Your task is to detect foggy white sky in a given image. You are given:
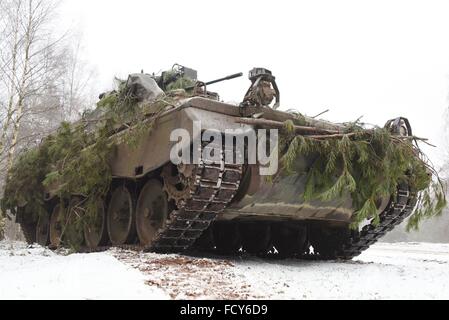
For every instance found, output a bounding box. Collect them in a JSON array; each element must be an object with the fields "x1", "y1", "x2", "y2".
[{"x1": 59, "y1": 0, "x2": 449, "y2": 166}]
